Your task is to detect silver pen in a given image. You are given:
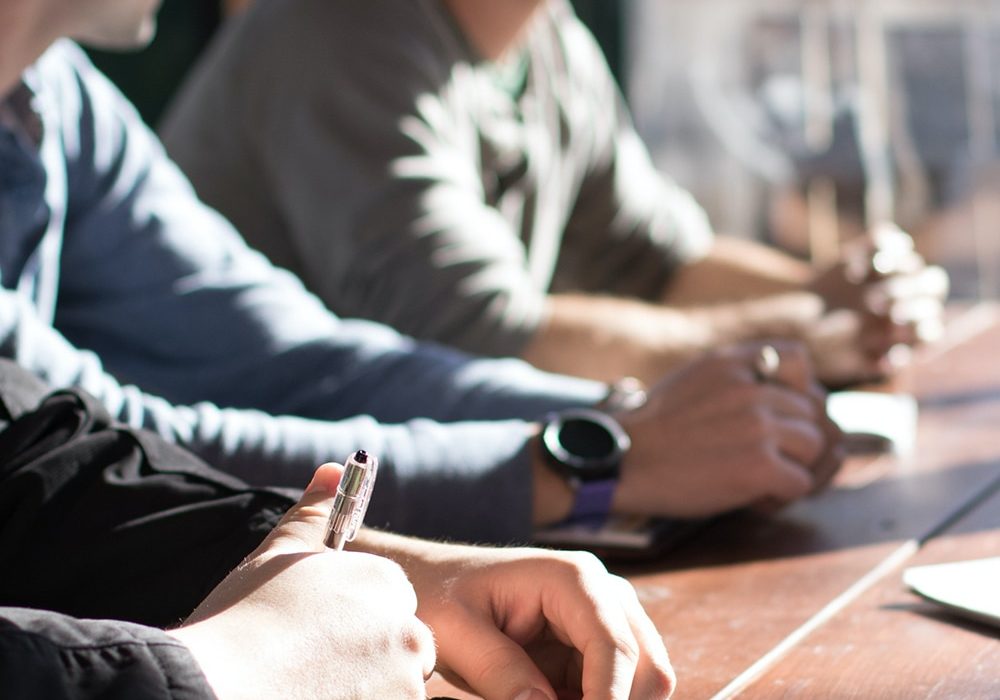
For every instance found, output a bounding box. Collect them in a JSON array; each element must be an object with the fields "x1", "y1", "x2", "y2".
[{"x1": 325, "y1": 449, "x2": 379, "y2": 551}]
